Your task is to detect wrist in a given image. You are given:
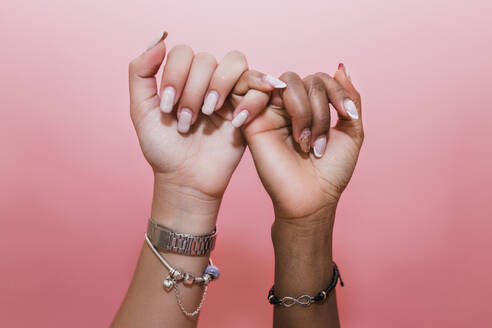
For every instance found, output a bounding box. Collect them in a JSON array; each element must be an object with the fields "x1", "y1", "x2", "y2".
[
  {"x1": 271, "y1": 204, "x2": 337, "y2": 243},
  {"x1": 151, "y1": 174, "x2": 221, "y2": 235},
  {"x1": 271, "y1": 209, "x2": 336, "y2": 261},
  {"x1": 271, "y1": 206, "x2": 336, "y2": 296}
]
